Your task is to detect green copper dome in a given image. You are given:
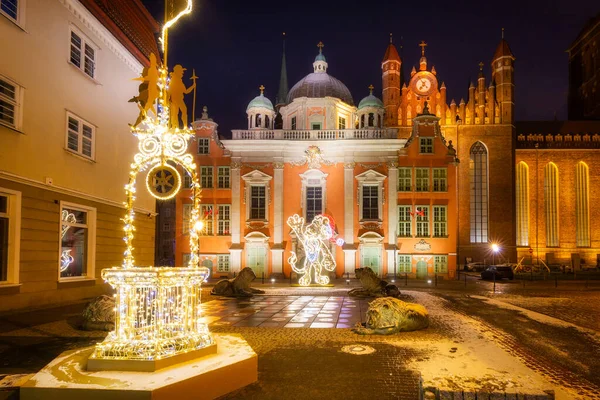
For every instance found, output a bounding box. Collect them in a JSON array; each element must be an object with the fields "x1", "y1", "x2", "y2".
[
  {"x1": 315, "y1": 53, "x2": 327, "y2": 62},
  {"x1": 246, "y1": 93, "x2": 274, "y2": 112},
  {"x1": 358, "y1": 94, "x2": 384, "y2": 109}
]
